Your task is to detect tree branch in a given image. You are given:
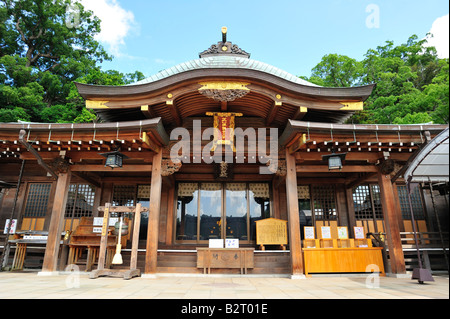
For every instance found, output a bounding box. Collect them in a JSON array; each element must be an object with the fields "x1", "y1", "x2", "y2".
[
  {"x1": 29, "y1": 28, "x2": 44, "y2": 41},
  {"x1": 15, "y1": 18, "x2": 27, "y2": 43}
]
